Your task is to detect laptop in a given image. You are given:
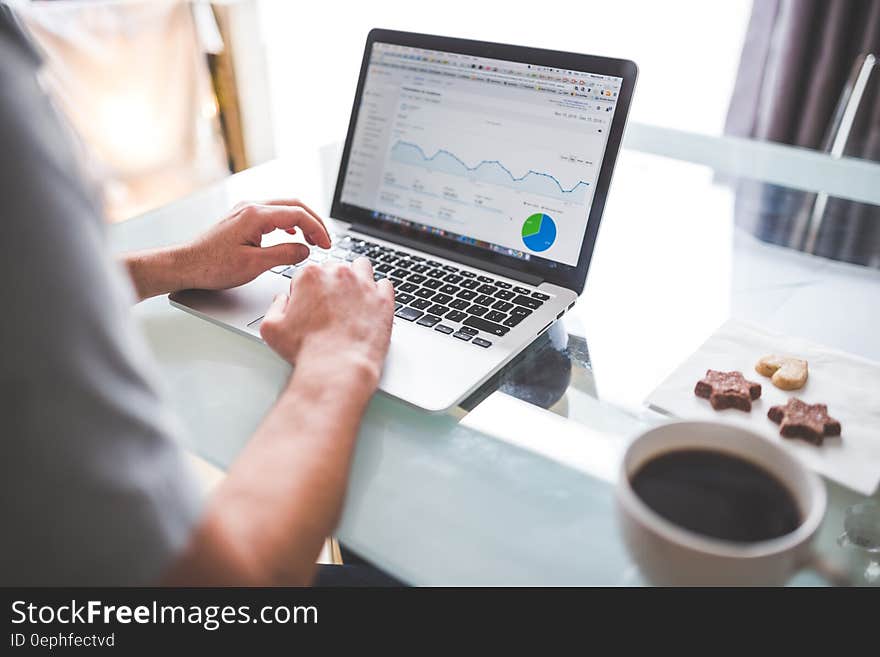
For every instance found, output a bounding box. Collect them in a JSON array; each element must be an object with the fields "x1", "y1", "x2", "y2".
[{"x1": 171, "y1": 29, "x2": 637, "y2": 412}]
